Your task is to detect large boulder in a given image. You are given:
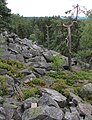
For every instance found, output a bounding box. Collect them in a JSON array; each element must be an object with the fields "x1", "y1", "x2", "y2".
[
  {"x1": 38, "y1": 94, "x2": 60, "y2": 108},
  {"x1": 40, "y1": 88, "x2": 66, "y2": 107},
  {"x1": 22, "y1": 106, "x2": 64, "y2": 120},
  {"x1": 80, "y1": 83, "x2": 92, "y2": 100}
]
